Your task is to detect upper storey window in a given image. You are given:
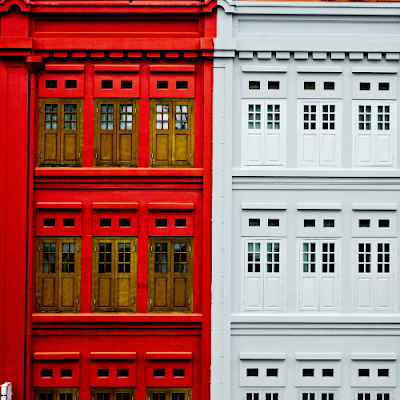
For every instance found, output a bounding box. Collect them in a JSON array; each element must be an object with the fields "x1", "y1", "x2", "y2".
[{"x1": 38, "y1": 99, "x2": 82, "y2": 166}]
